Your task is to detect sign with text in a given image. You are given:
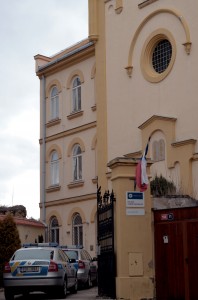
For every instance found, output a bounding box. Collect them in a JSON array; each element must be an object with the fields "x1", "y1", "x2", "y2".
[{"x1": 126, "y1": 192, "x2": 144, "y2": 207}]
